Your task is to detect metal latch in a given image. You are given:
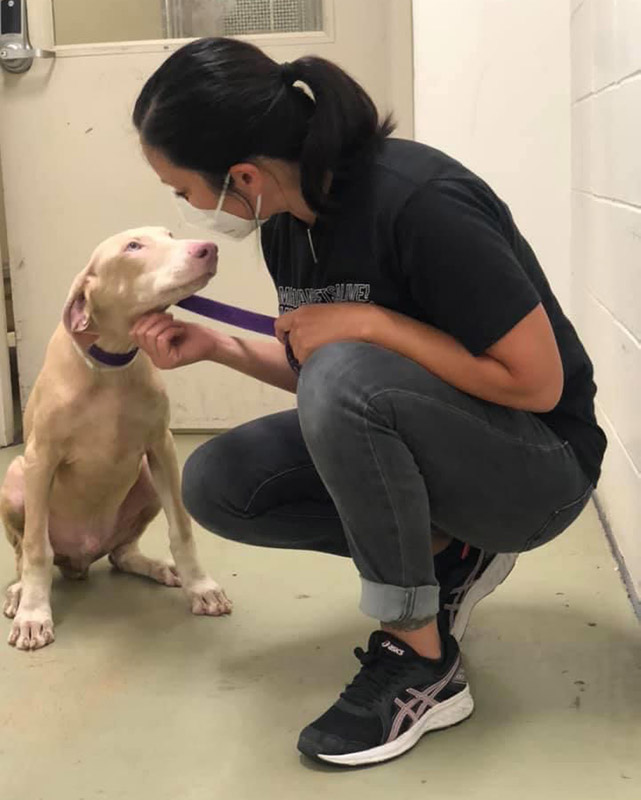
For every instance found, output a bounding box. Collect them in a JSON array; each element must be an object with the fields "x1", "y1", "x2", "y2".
[{"x1": 0, "y1": 0, "x2": 54, "y2": 73}]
